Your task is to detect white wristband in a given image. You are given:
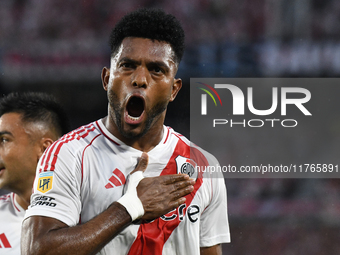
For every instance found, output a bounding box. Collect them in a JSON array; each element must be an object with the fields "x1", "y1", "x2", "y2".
[{"x1": 117, "y1": 171, "x2": 145, "y2": 221}]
